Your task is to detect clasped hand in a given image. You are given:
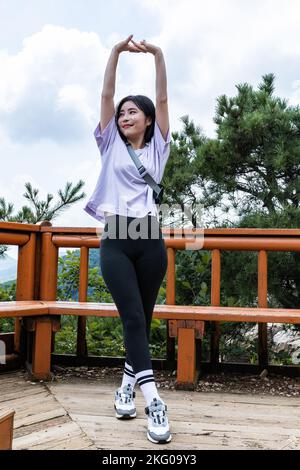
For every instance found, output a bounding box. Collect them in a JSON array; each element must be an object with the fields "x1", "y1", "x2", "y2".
[{"x1": 114, "y1": 34, "x2": 161, "y2": 55}]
